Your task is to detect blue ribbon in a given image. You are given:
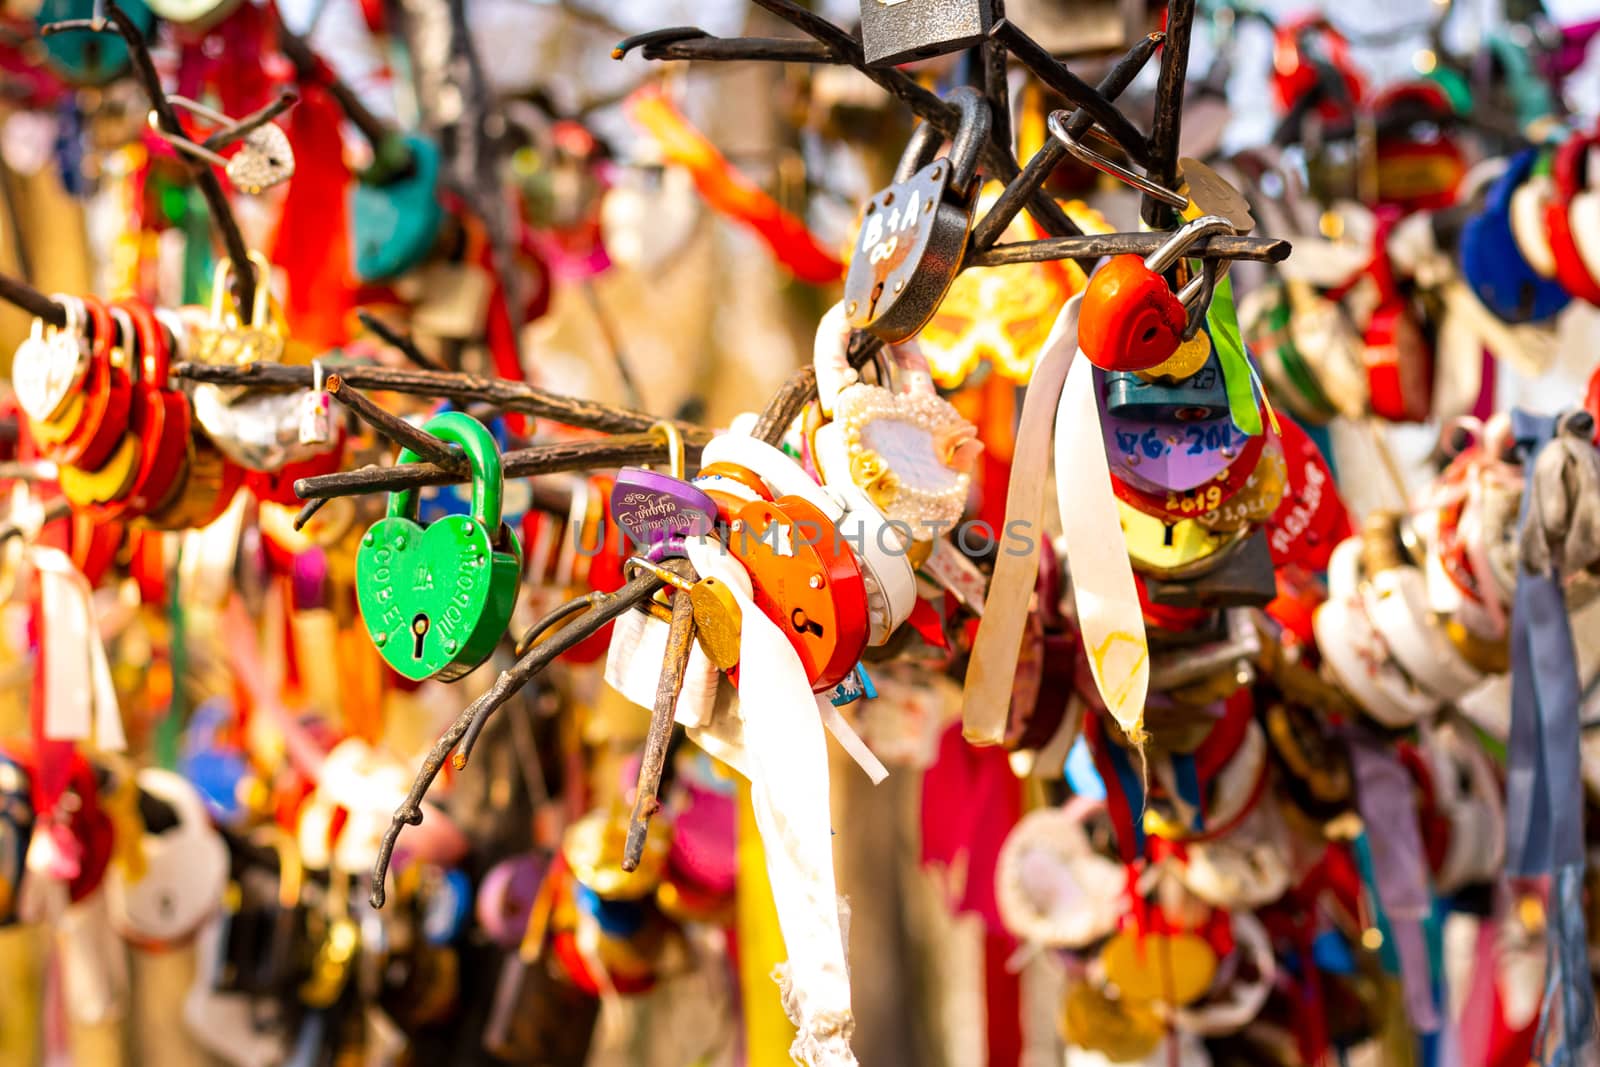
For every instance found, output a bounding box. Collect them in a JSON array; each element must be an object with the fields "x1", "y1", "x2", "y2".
[{"x1": 1506, "y1": 409, "x2": 1597, "y2": 1066}]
